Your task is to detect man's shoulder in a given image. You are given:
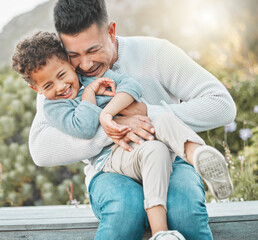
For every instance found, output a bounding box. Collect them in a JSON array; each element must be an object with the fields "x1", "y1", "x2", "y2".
[
  {"x1": 117, "y1": 35, "x2": 178, "y2": 53},
  {"x1": 118, "y1": 35, "x2": 166, "y2": 45}
]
